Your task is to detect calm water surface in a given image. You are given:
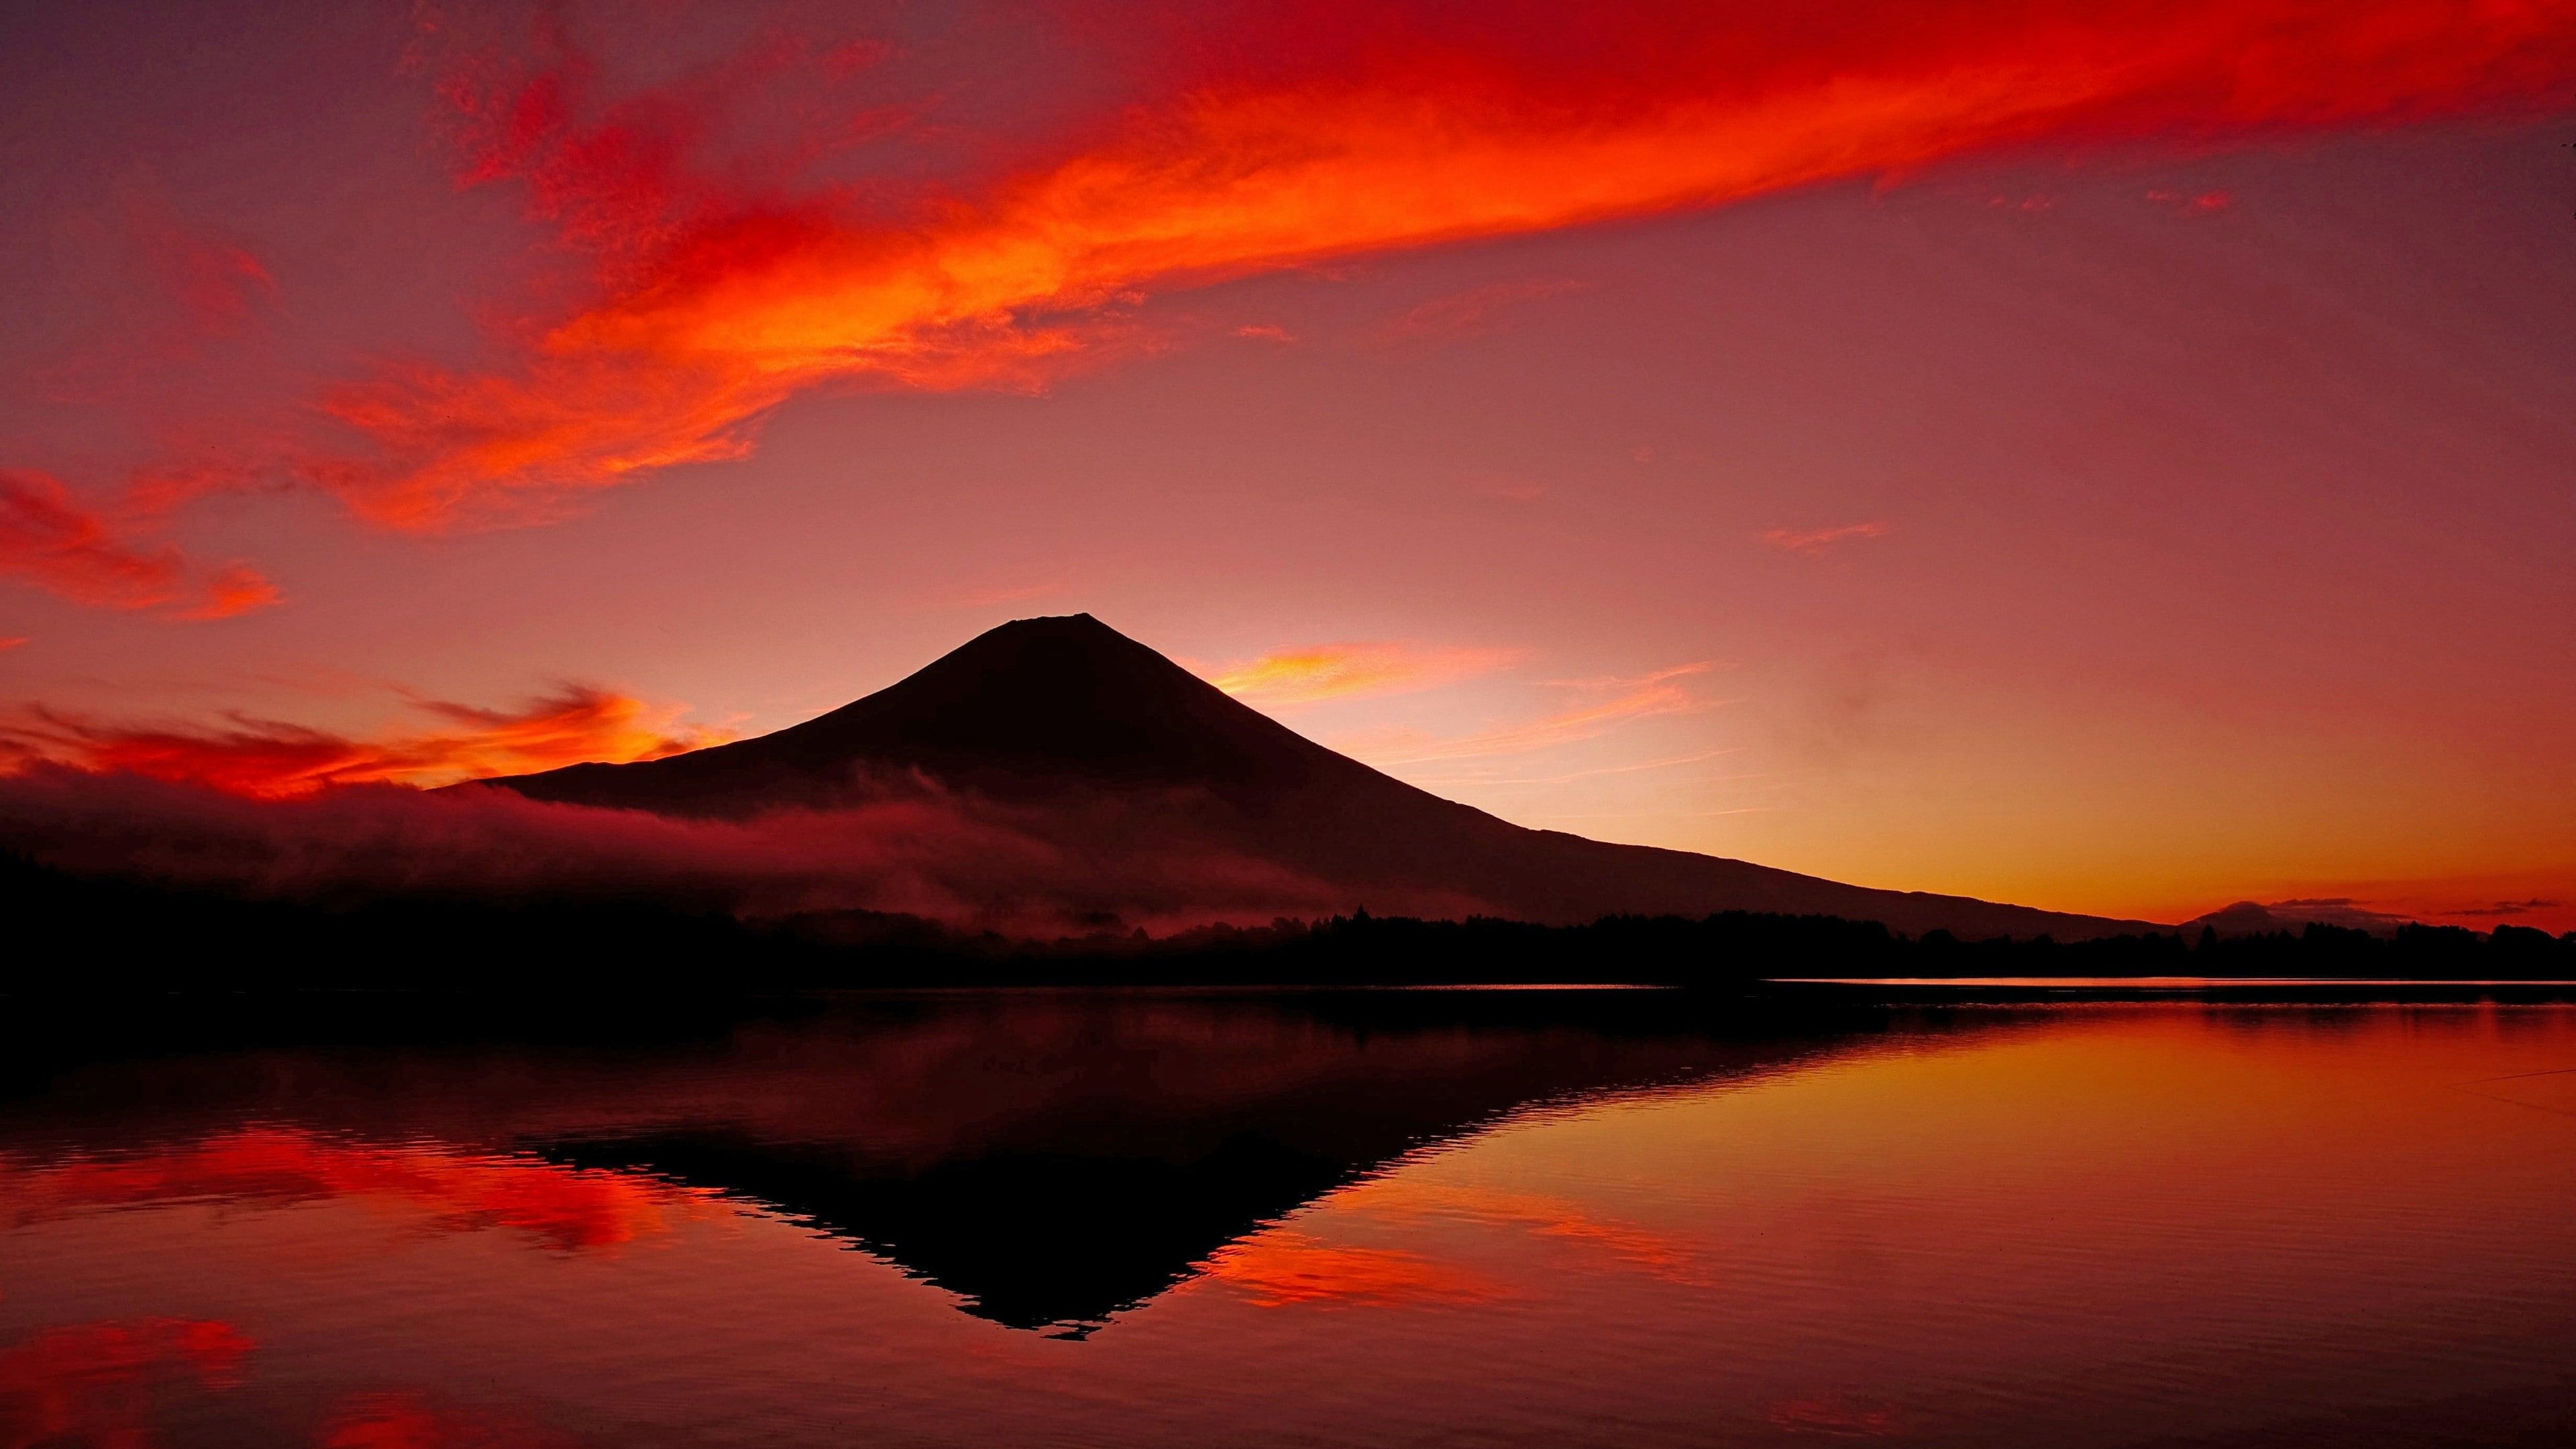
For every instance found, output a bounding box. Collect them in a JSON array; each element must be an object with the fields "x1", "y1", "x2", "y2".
[{"x1": 3, "y1": 994, "x2": 2572, "y2": 1447}]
